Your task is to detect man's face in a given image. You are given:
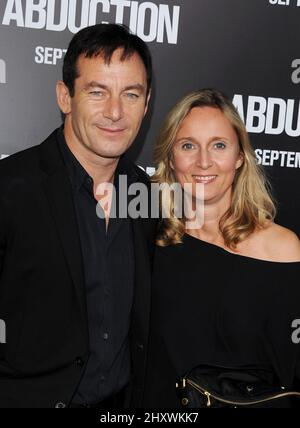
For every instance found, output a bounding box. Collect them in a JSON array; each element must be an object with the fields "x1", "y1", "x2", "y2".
[{"x1": 58, "y1": 49, "x2": 150, "y2": 160}]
